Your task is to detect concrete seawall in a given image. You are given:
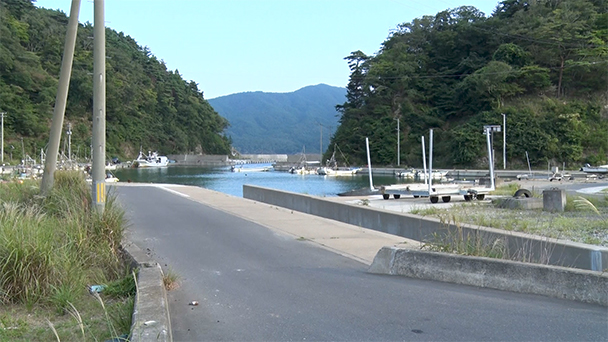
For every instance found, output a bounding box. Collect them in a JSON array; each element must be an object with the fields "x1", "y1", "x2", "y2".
[{"x1": 243, "y1": 185, "x2": 608, "y2": 272}]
